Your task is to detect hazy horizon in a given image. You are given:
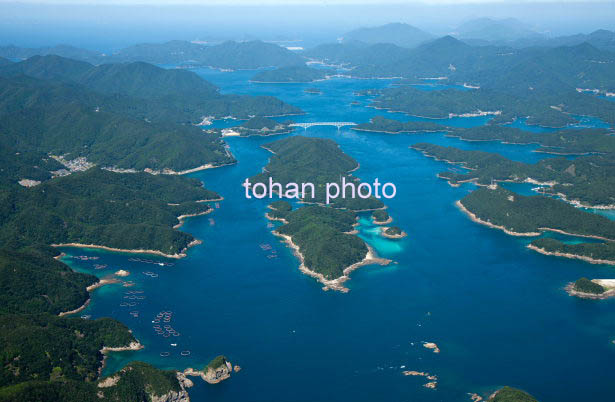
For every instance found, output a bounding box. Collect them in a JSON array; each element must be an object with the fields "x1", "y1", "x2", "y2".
[{"x1": 0, "y1": 1, "x2": 613, "y2": 50}]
